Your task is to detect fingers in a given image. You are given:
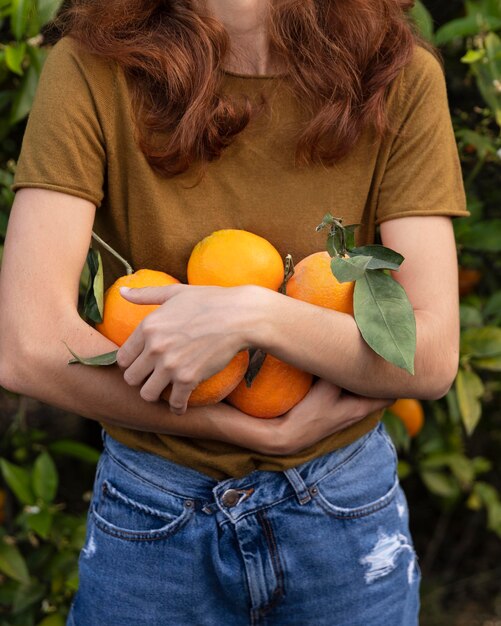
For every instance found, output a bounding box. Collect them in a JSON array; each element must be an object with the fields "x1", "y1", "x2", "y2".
[
  {"x1": 119, "y1": 283, "x2": 187, "y2": 305},
  {"x1": 165, "y1": 381, "x2": 197, "y2": 416},
  {"x1": 339, "y1": 394, "x2": 393, "y2": 422},
  {"x1": 116, "y1": 330, "x2": 145, "y2": 369},
  {"x1": 312, "y1": 378, "x2": 343, "y2": 400}
]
